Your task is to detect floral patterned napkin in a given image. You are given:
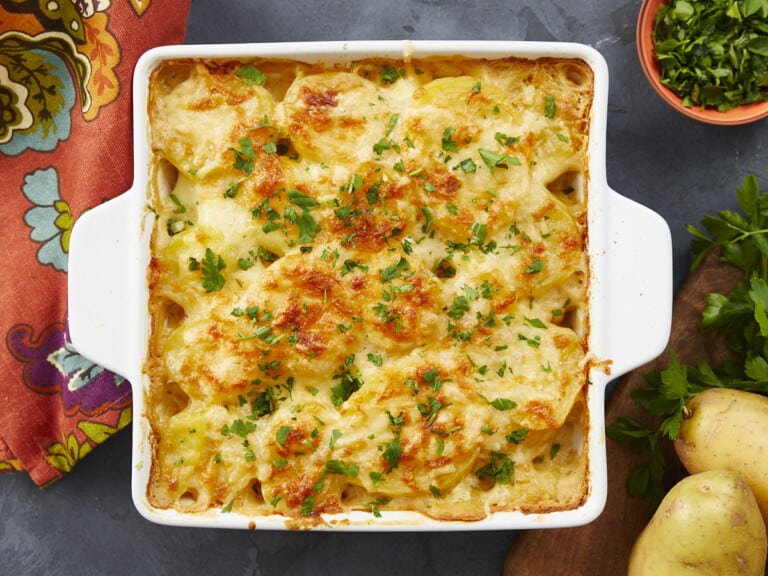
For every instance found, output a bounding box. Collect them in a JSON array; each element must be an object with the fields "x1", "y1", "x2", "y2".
[{"x1": 0, "y1": 0, "x2": 191, "y2": 486}]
